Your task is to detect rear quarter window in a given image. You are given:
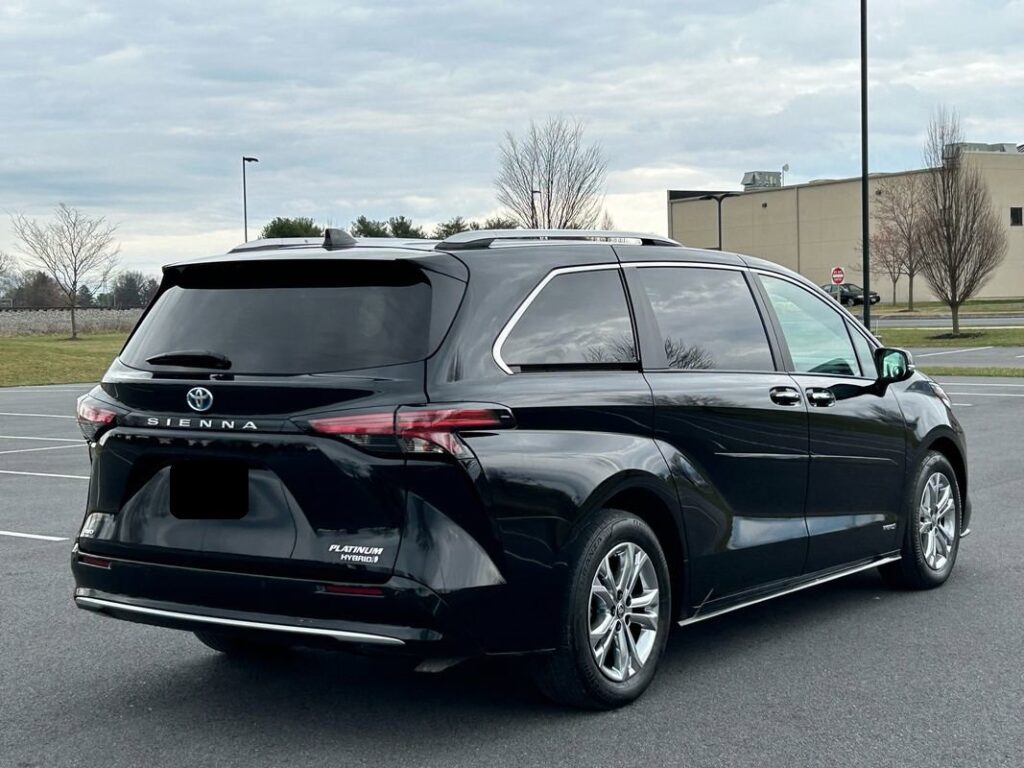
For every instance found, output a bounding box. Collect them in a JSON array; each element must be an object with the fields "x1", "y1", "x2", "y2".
[{"x1": 499, "y1": 268, "x2": 637, "y2": 370}]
